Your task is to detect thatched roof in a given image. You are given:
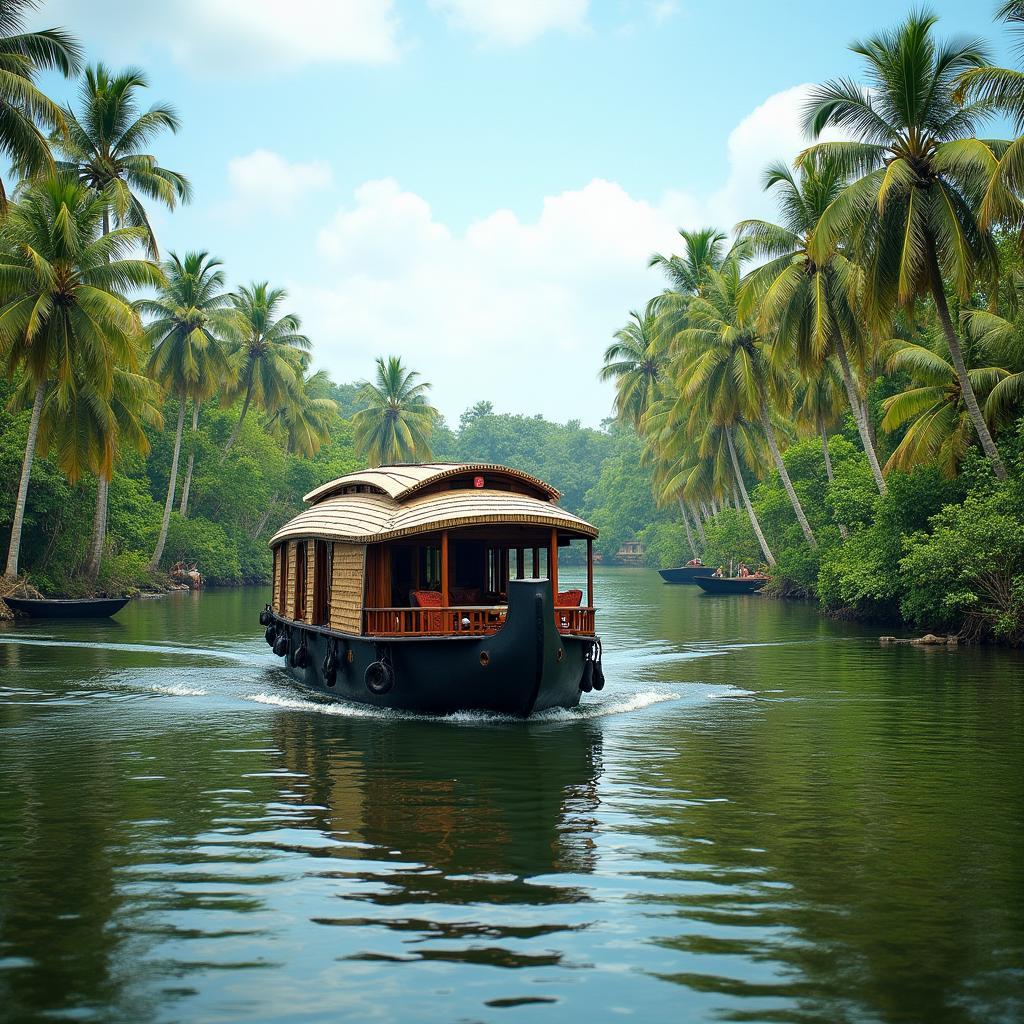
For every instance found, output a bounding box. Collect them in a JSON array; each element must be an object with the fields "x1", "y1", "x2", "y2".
[
  {"x1": 272, "y1": 464, "x2": 596, "y2": 546},
  {"x1": 303, "y1": 462, "x2": 560, "y2": 505}
]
